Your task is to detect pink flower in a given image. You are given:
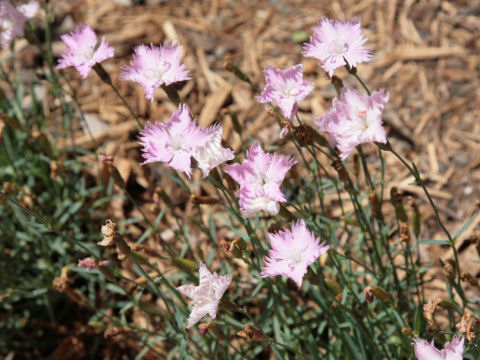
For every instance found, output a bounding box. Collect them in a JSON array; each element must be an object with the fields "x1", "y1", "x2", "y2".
[
  {"x1": 177, "y1": 262, "x2": 232, "y2": 329},
  {"x1": 120, "y1": 42, "x2": 190, "y2": 102},
  {"x1": 315, "y1": 87, "x2": 389, "y2": 160},
  {"x1": 413, "y1": 336, "x2": 464, "y2": 360},
  {"x1": 78, "y1": 257, "x2": 108, "y2": 271},
  {"x1": 261, "y1": 219, "x2": 329, "y2": 288},
  {"x1": 56, "y1": 24, "x2": 114, "y2": 78},
  {"x1": 193, "y1": 124, "x2": 234, "y2": 178},
  {"x1": 0, "y1": 0, "x2": 38, "y2": 49},
  {"x1": 303, "y1": 18, "x2": 371, "y2": 77},
  {"x1": 224, "y1": 142, "x2": 296, "y2": 218},
  {"x1": 138, "y1": 104, "x2": 211, "y2": 178},
  {"x1": 257, "y1": 64, "x2": 313, "y2": 120}
]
